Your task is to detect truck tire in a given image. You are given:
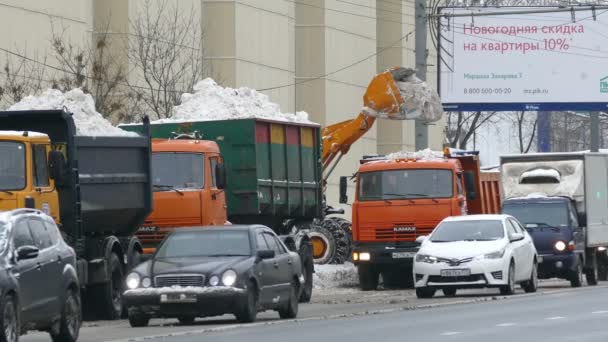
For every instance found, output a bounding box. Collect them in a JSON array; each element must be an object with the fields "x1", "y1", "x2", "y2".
[
  {"x1": 128, "y1": 313, "x2": 150, "y2": 328},
  {"x1": 94, "y1": 253, "x2": 124, "y2": 320},
  {"x1": 570, "y1": 257, "x2": 584, "y2": 288},
  {"x1": 322, "y1": 217, "x2": 352, "y2": 264},
  {"x1": 586, "y1": 252, "x2": 599, "y2": 286},
  {"x1": 442, "y1": 288, "x2": 457, "y2": 297},
  {"x1": 298, "y1": 241, "x2": 313, "y2": 303},
  {"x1": 599, "y1": 254, "x2": 608, "y2": 281},
  {"x1": 358, "y1": 264, "x2": 379, "y2": 291},
  {"x1": 309, "y1": 225, "x2": 336, "y2": 265},
  {"x1": 416, "y1": 287, "x2": 436, "y2": 299}
]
